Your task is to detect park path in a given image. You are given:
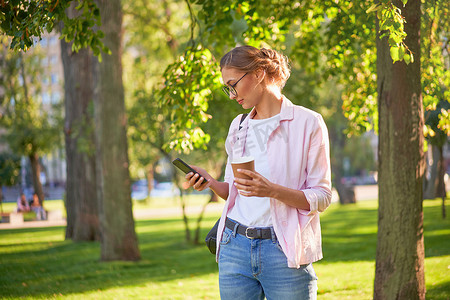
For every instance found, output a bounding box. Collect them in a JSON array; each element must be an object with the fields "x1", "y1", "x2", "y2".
[
  {"x1": 0, "y1": 202, "x2": 225, "y2": 230},
  {"x1": 0, "y1": 185, "x2": 379, "y2": 230}
]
